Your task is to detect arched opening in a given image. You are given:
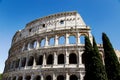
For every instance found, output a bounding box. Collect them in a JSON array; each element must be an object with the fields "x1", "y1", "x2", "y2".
[
  {"x1": 12, "y1": 77, "x2": 16, "y2": 80},
  {"x1": 58, "y1": 54, "x2": 64, "y2": 64},
  {"x1": 15, "y1": 59, "x2": 20, "y2": 68},
  {"x1": 21, "y1": 57, "x2": 26, "y2": 67},
  {"x1": 46, "y1": 75, "x2": 52, "y2": 80},
  {"x1": 80, "y1": 35, "x2": 85, "y2": 44},
  {"x1": 40, "y1": 39, "x2": 45, "y2": 47},
  {"x1": 24, "y1": 43, "x2": 28, "y2": 50},
  {"x1": 18, "y1": 76, "x2": 23, "y2": 80},
  {"x1": 34, "y1": 75, "x2": 41, "y2": 80},
  {"x1": 30, "y1": 40, "x2": 37, "y2": 49},
  {"x1": 69, "y1": 35, "x2": 76, "y2": 44},
  {"x1": 25, "y1": 76, "x2": 31, "y2": 80},
  {"x1": 58, "y1": 36, "x2": 65, "y2": 45},
  {"x1": 27, "y1": 56, "x2": 34, "y2": 66},
  {"x1": 8, "y1": 77, "x2": 11, "y2": 80},
  {"x1": 70, "y1": 75, "x2": 78, "y2": 80},
  {"x1": 57, "y1": 75, "x2": 64, "y2": 80},
  {"x1": 49, "y1": 37, "x2": 55, "y2": 46},
  {"x1": 69, "y1": 53, "x2": 77, "y2": 64},
  {"x1": 36, "y1": 55, "x2": 43, "y2": 65},
  {"x1": 47, "y1": 54, "x2": 53, "y2": 65}
]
